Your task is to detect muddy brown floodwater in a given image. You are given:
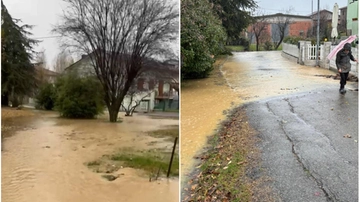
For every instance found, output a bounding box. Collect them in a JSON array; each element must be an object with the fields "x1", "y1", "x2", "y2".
[
  {"x1": 181, "y1": 57, "x2": 241, "y2": 181},
  {"x1": 181, "y1": 51, "x2": 343, "y2": 182},
  {"x1": 2, "y1": 109, "x2": 179, "y2": 202}
]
